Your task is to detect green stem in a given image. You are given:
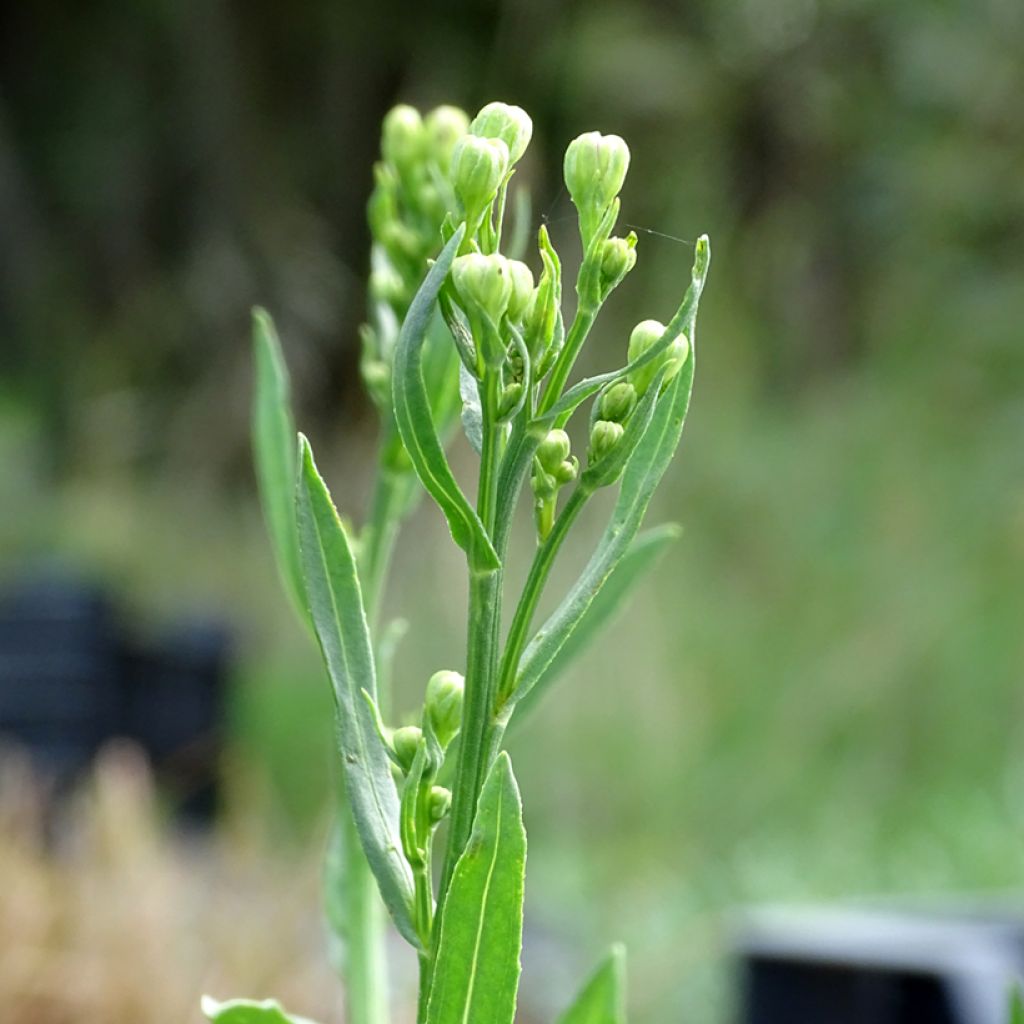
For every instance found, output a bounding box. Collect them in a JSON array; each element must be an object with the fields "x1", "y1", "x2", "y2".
[
  {"x1": 539, "y1": 304, "x2": 598, "y2": 415},
  {"x1": 495, "y1": 486, "x2": 590, "y2": 709},
  {"x1": 441, "y1": 371, "x2": 504, "y2": 892}
]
